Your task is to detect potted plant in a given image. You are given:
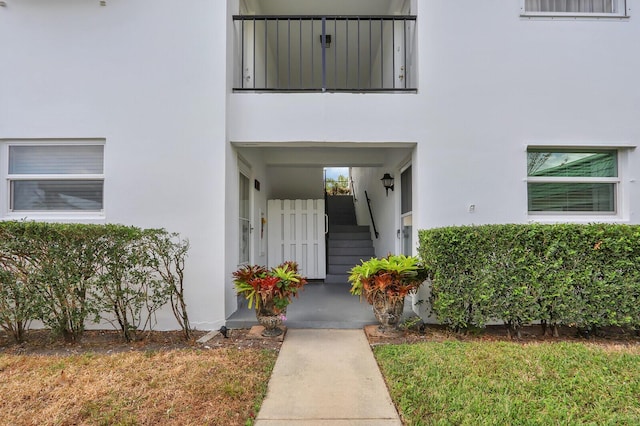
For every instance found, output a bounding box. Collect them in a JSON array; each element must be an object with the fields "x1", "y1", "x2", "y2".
[
  {"x1": 233, "y1": 261, "x2": 307, "y2": 336},
  {"x1": 348, "y1": 254, "x2": 427, "y2": 333}
]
